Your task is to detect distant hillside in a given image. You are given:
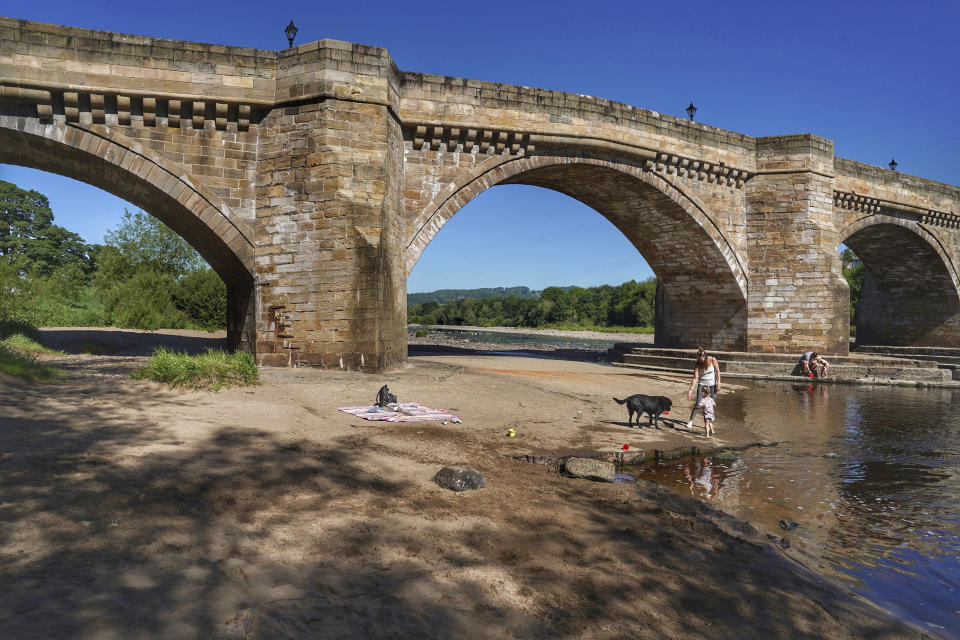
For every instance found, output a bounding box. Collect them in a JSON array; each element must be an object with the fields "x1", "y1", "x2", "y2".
[{"x1": 408, "y1": 286, "x2": 539, "y2": 305}]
